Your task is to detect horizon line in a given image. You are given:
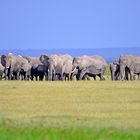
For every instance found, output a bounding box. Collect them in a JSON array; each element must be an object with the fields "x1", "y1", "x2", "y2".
[{"x1": 0, "y1": 47, "x2": 140, "y2": 51}]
